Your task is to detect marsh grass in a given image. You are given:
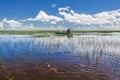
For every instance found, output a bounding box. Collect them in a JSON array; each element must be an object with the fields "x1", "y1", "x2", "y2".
[
  {"x1": 1, "y1": 30, "x2": 120, "y2": 35},
  {"x1": 0, "y1": 32, "x2": 120, "y2": 80}
]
